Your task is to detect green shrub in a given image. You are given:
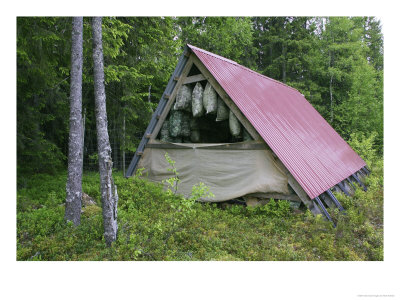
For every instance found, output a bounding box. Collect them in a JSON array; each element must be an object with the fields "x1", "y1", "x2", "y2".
[
  {"x1": 246, "y1": 199, "x2": 291, "y2": 218},
  {"x1": 348, "y1": 131, "x2": 379, "y2": 168},
  {"x1": 17, "y1": 159, "x2": 383, "y2": 261}
]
